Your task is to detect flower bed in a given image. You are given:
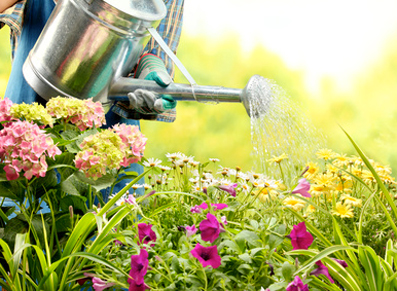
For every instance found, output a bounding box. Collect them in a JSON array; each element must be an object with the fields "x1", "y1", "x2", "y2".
[{"x1": 0, "y1": 98, "x2": 396, "y2": 290}]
